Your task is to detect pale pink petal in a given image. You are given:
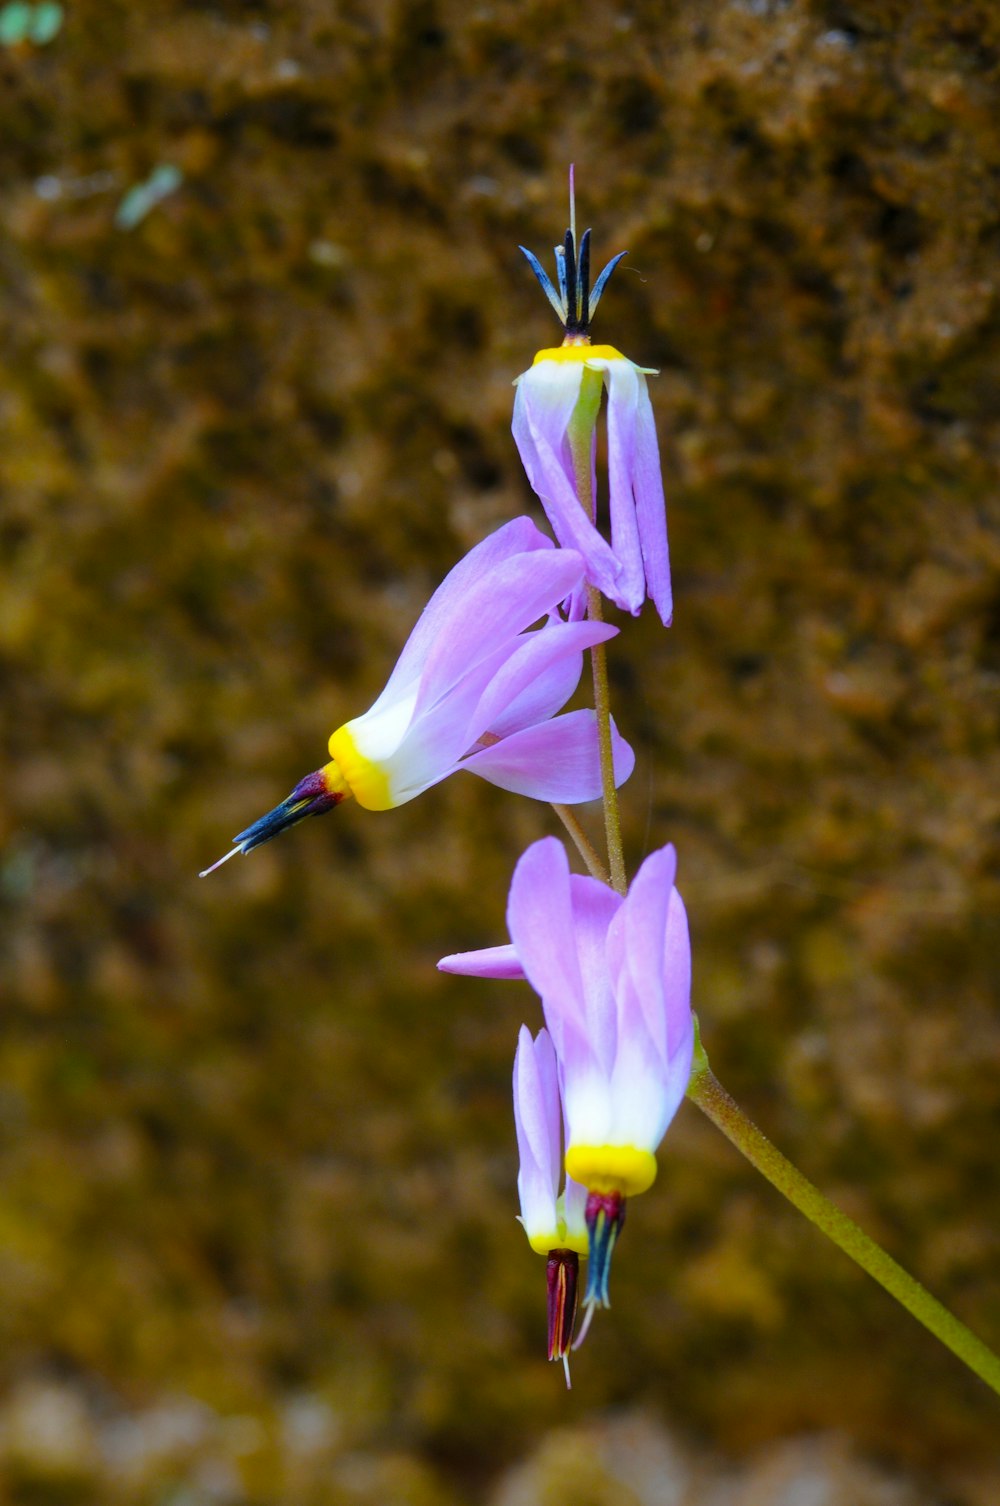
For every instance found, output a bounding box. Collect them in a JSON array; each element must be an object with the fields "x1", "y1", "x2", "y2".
[
  {"x1": 613, "y1": 844, "x2": 679, "y2": 1068},
  {"x1": 437, "y1": 944, "x2": 524, "y2": 980},
  {"x1": 600, "y1": 358, "x2": 645, "y2": 614},
  {"x1": 562, "y1": 1174, "x2": 588, "y2": 1245},
  {"x1": 514, "y1": 1026, "x2": 561, "y2": 1191},
  {"x1": 471, "y1": 620, "x2": 617, "y2": 740},
  {"x1": 506, "y1": 838, "x2": 585, "y2": 1066},
  {"x1": 568, "y1": 873, "x2": 623, "y2": 1075},
  {"x1": 374, "y1": 517, "x2": 554, "y2": 712},
  {"x1": 631, "y1": 374, "x2": 673, "y2": 625},
  {"x1": 460, "y1": 710, "x2": 634, "y2": 804},
  {"x1": 411, "y1": 549, "x2": 586, "y2": 719},
  {"x1": 662, "y1": 891, "x2": 693, "y2": 1061},
  {"x1": 513, "y1": 1026, "x2": 560, "y2": 1239},
  {"x1": 513, "y1": 373, "x2": 626, "y2": 605}
]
